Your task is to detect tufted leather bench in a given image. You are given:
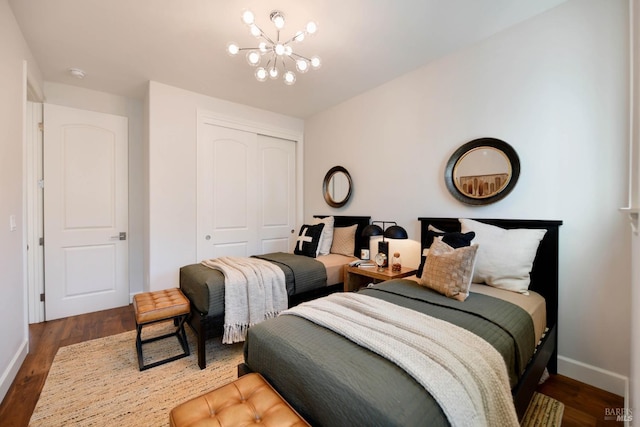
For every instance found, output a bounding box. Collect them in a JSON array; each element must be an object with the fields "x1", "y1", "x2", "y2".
[
  {"x1": 169, "y1": 373, "x2": 310, "y2": 427},
  {"x1": 133, "y1": 288, "x2": 190, "y2": 371}
]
